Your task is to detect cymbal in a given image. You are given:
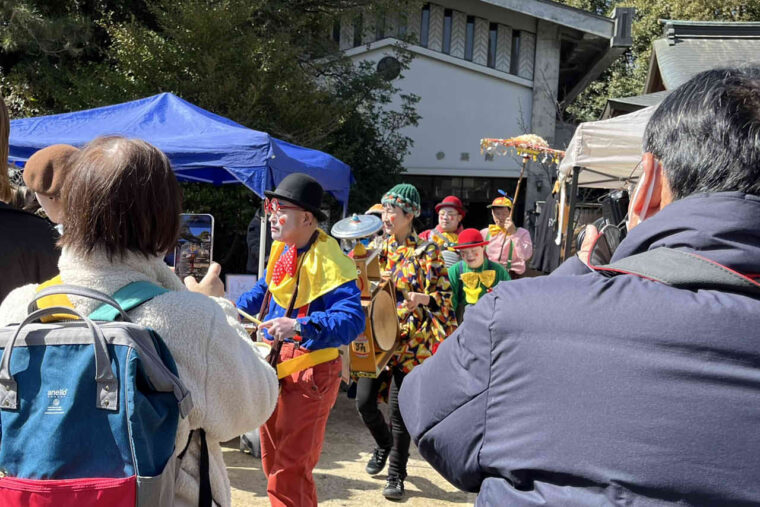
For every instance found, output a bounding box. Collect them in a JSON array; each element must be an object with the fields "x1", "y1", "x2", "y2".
[{"x1": 331, "y1": 214, "x2": 383, "y2": 239}]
